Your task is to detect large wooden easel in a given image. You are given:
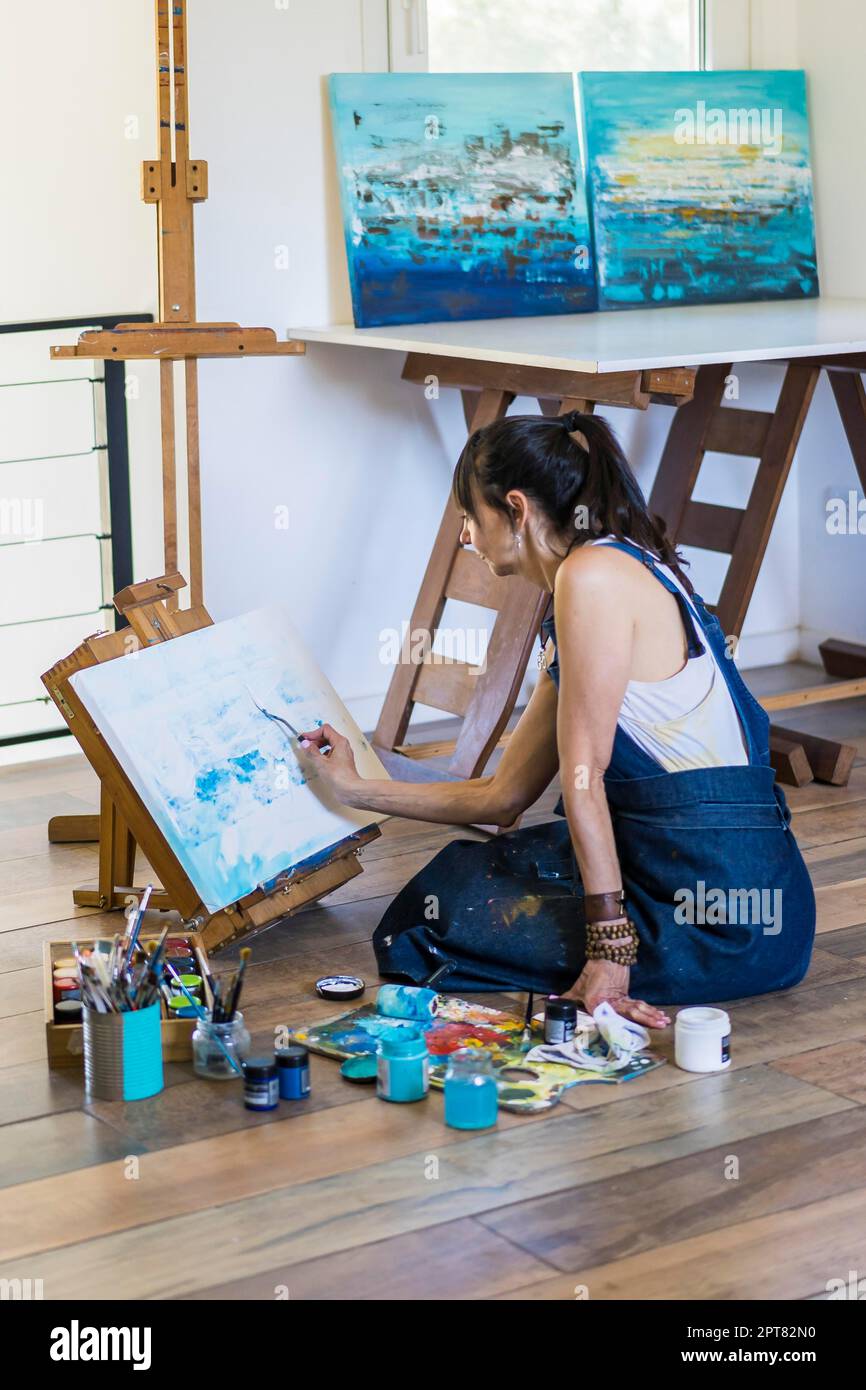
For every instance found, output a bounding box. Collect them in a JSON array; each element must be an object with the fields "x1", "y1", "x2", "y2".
[
  {"x1": 43, "y1": 573, "x2": 378, "y2": 951},
  {"x1": 43, "y1": 1, "x2": 370, "y2": 934},
  {"x1": 372, "y1": 356, "x2": 696, "y2": 781}
]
